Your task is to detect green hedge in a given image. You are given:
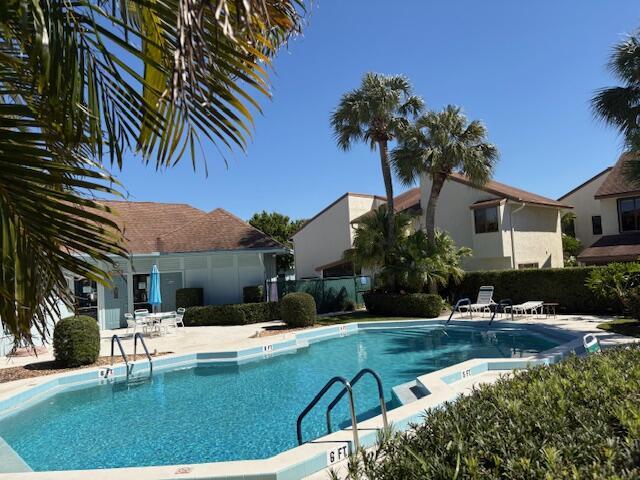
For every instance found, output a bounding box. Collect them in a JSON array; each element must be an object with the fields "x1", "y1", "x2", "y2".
[
  {"x1": 243, "y1": 285, "x2": 264, "y2": 303},
  {"x1": 363, "y1": 292, "x2": 444, "y2": 318},
  {"x1": 176, "y1": 287, "x2": 203, "y2": 308},
  {"x1": 281, "y1": 292, "x2": 316, "y2": 327},
  {"x1": 343, "y1": 346, "x2": 640, "y2": 479},
  {"x1": 53, "y1": 316, "x2": 100, "y2": 367},
  {"x1": 445, "y1": 267, "x2": 622, "y2": 314},
  {"x1": 183, "y1": 302, "x2": 280, "y2": 326}
]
